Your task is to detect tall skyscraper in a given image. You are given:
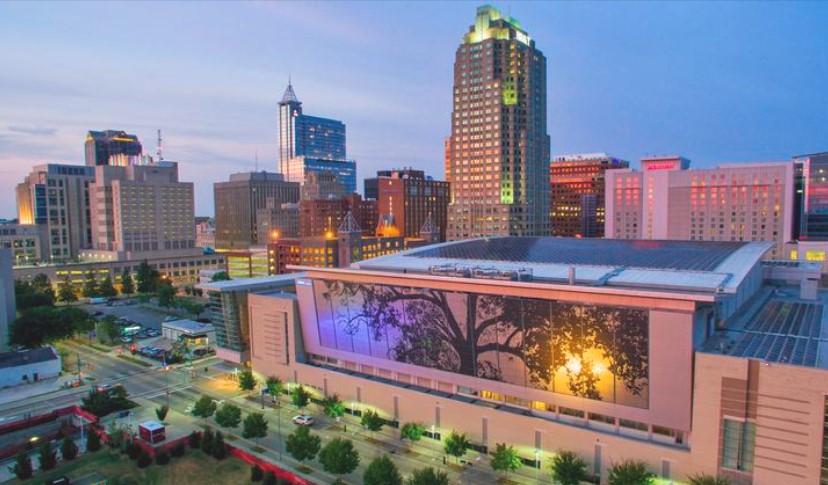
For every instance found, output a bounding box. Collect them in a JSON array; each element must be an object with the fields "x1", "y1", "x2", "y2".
[
  {"x1": 793, "y1": 152, "x2": 828, "y2": 240},
  {"x1": 605, "y1": 156, "x2": 794, "y2": 259},
  {"x1": 85, "y1": 130, "x2": 143, "y2": 167},
  {"x1": 446, "y1": 5, "x2": 550, "y2": 240},
  {"x1": 214, "y1": 172, "x2": 300, "y2": 249},
  {"x1": 278, "y1": 82, "x2": 346, "y2": 175},
  {"x1": 88, "y1": 162, "x2": 196, "y2": 259},
  {"x1": 16, "y1": 164, "x2": 95, "y2": 261},
  {"x1": 550, "y1": 153, "x2": 630, "y2": 238}
]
